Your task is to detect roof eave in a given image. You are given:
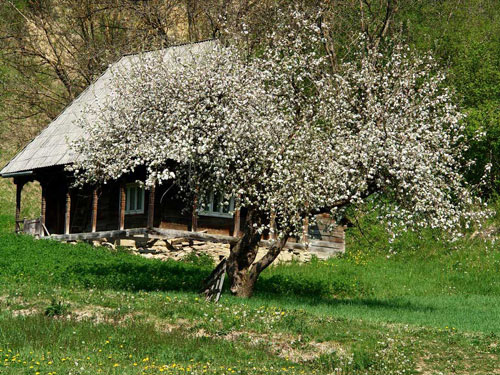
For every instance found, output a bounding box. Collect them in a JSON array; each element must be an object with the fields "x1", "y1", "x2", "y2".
[{"x1": 1, "y1": 170, "x2": 34, "y2": 178}]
